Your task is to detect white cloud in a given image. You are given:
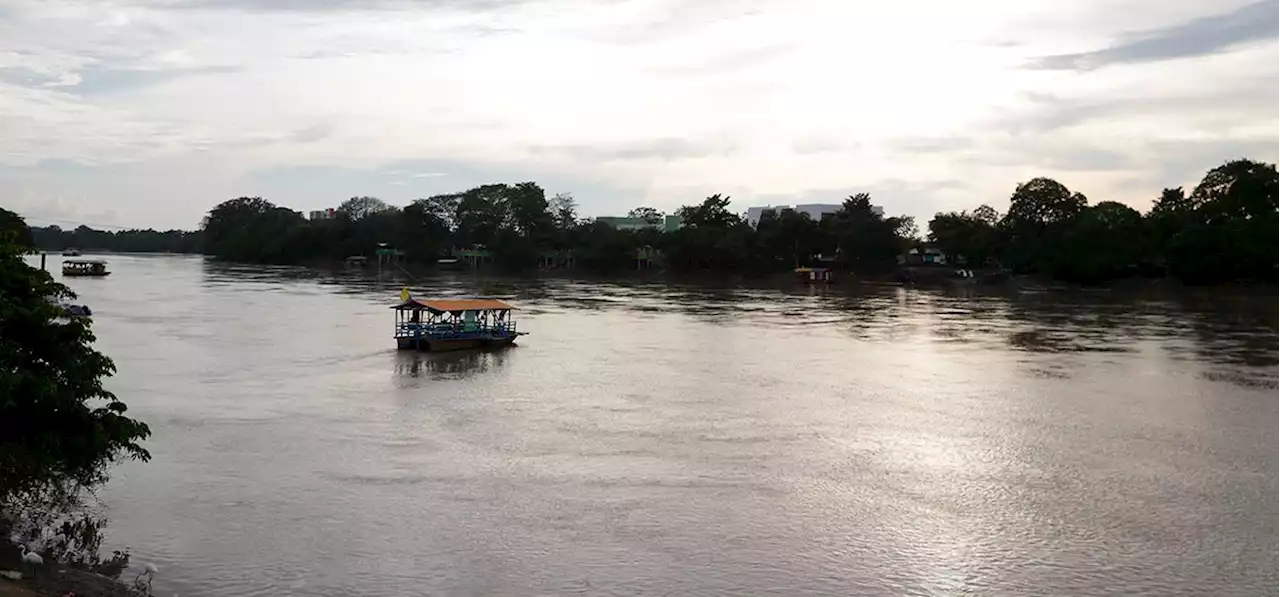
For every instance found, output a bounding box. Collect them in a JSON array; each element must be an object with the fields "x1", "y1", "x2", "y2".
[{"x1": 0, "y1": 0, "x2": 1274, "y2": 228}]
